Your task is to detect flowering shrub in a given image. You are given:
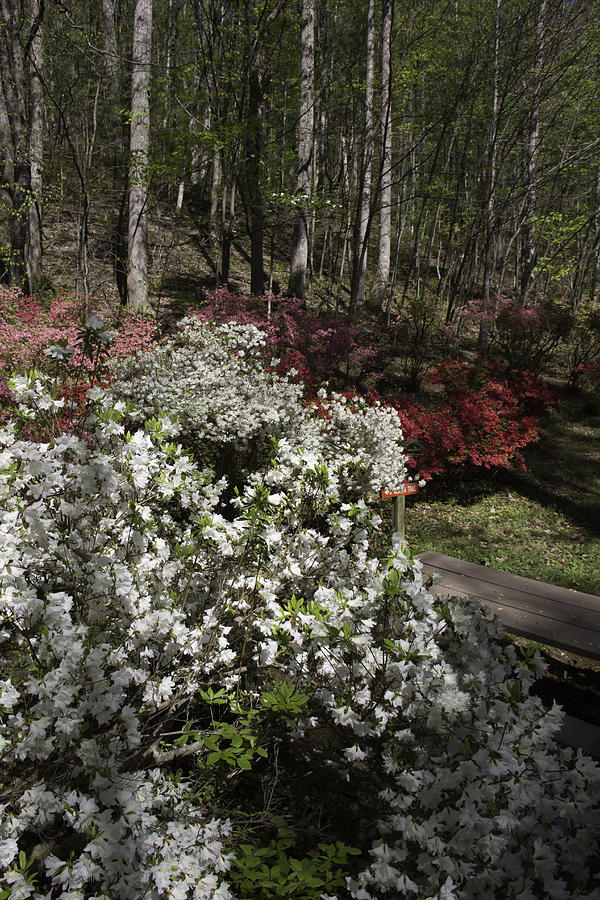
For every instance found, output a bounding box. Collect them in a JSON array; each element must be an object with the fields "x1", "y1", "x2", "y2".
[
  {"x1": 463, "y1": 296, "x2": 571, "y2": 375},
  {"x1": 0, "y1": 287, "x2": 156, "y2": 379},
  {"x1": 564, "y1": 306, "x2": 600, "y2": 388},
  {"x1": 395, "y1": 360, "x2": 555, "y2": 477},
  {"x1": 389, "y1": 295, "x2": 460, "y2": 391},
  {"x1": 0, "y1": 321, "x2": 599, "y2": 899},
  {"x1": 113, "y1": 317, "x2": 407, "y2": 496},
  {"x1": 193, "y1": 288, "x2": 380, "y2": 391},
  {"x1": 191, "y1": 291, "x2": 552, "y2": 482},
  {"x1": 0, "y1": 288, "x2": 157, "y2": 442}
]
